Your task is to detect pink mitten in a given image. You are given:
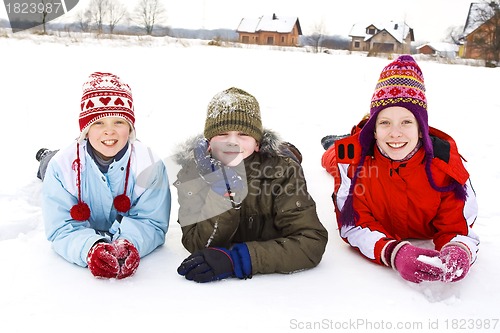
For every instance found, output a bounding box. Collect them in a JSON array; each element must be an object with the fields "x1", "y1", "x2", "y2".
[
  {"x1": 439, "y1": 245, "x2": 470, "y2": 282},
  {"x1": 393, "y1": 243, "x2": 444, "y2": 283}
]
